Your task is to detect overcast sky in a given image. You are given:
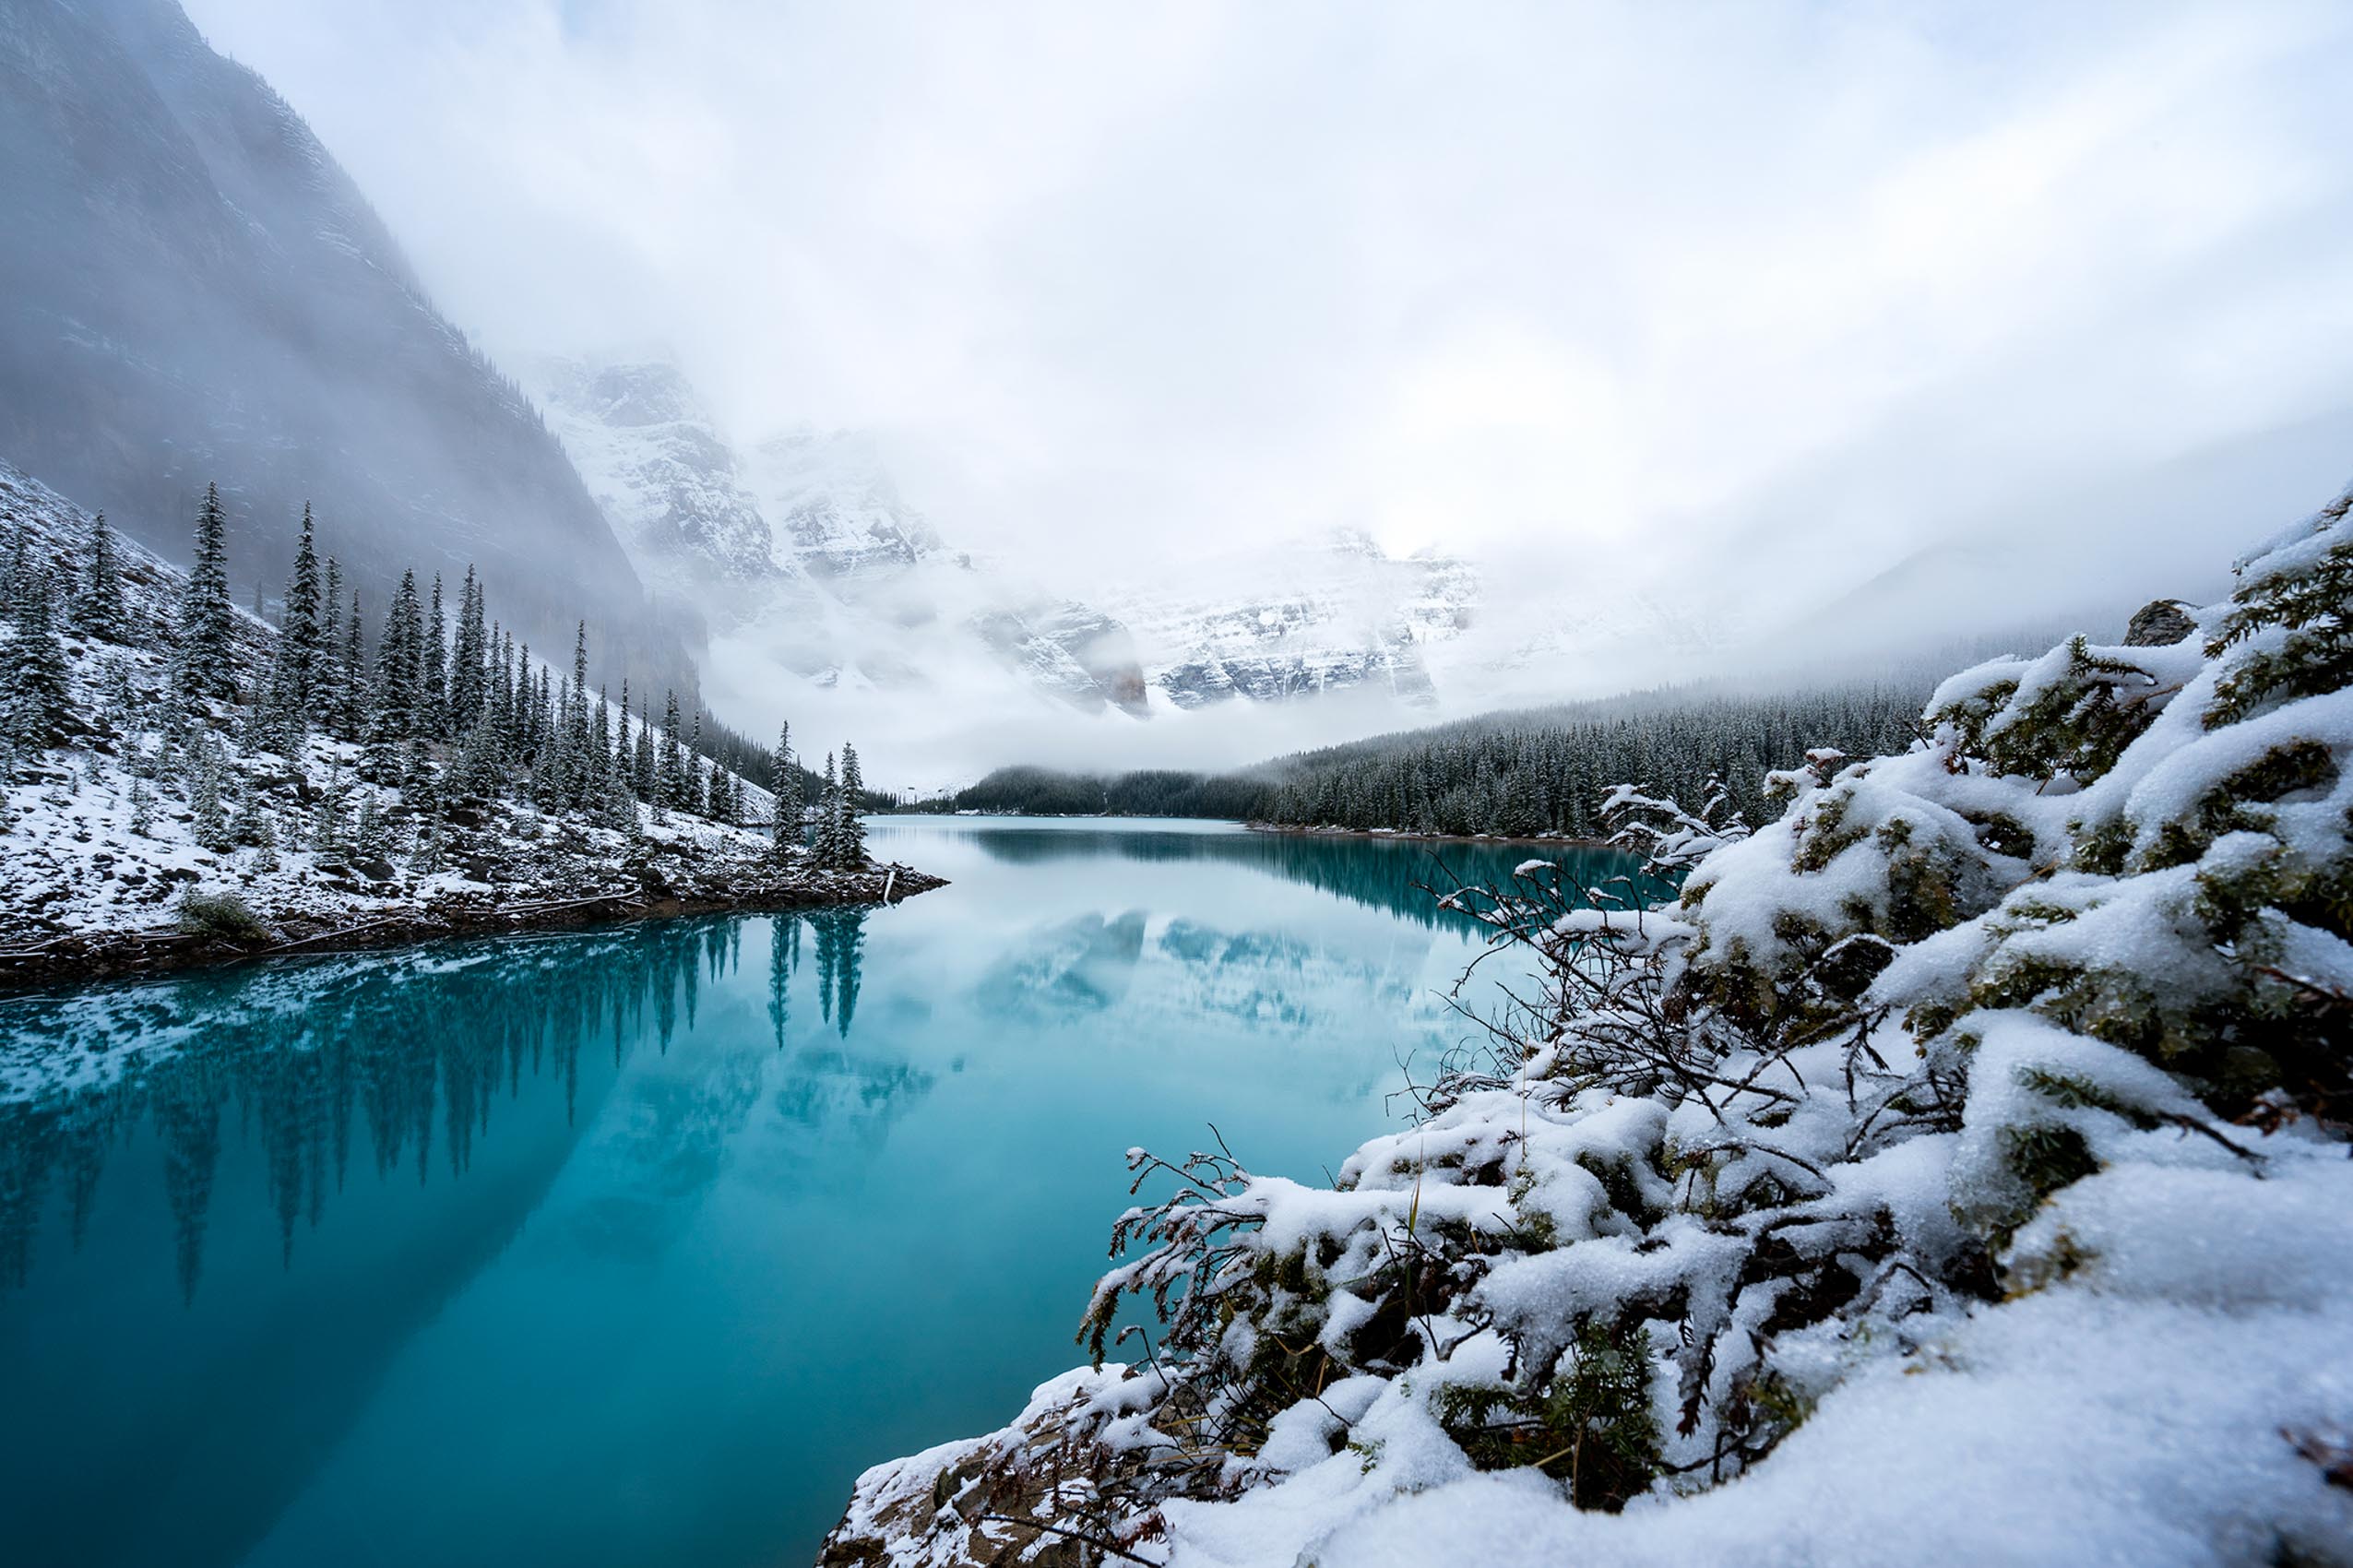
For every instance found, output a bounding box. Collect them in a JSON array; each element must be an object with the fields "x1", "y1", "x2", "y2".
[{"x1": 184, "y1": 0, "x2": 2353, "y2": 621}]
